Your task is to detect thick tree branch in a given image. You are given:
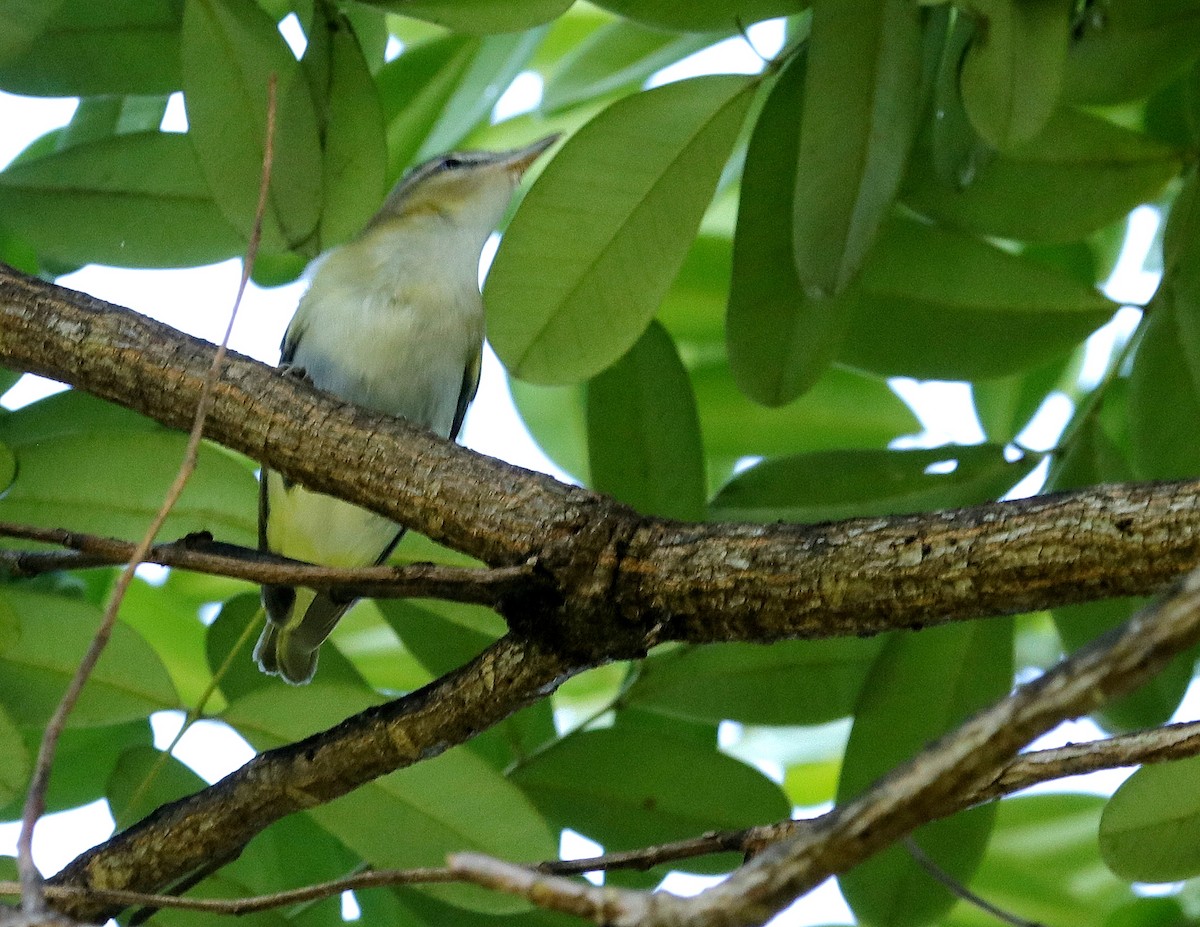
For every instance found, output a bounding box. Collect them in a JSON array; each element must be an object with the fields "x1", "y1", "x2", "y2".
[
  {"x1": 48, "y1": 635, "x2": 582, "y2": 923},
  {"x1": 1, "y1": 264, "x2": 1199, "y2": 662}
]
